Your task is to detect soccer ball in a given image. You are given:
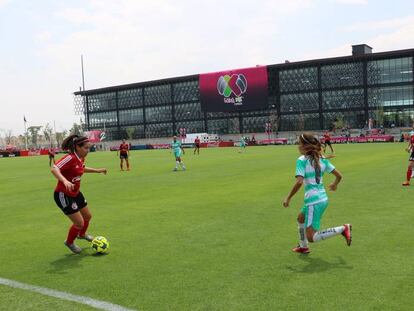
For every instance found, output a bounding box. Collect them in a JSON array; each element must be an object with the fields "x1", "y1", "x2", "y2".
[{"x1": 91, "y1": 236, "x2": 109, "y2": 254}]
